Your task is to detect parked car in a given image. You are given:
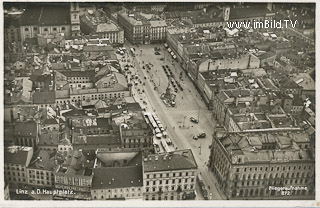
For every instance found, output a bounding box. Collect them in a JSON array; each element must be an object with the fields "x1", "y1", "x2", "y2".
[
  {"x1": 166, "y1": 138, "x2": 172, "y2": 145},
  {"x1": 154, "y1": 144, "x2": 160, "y2": 152},
  {"x1": 198, "y1": 133, "x2": 206, "y2": 138},
  {"x1": 155, "y1": 51, "x2": 161, "y2": 55},
  {"x1": 190, "y1": 117, "x2": 199, "y2": 123}
]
